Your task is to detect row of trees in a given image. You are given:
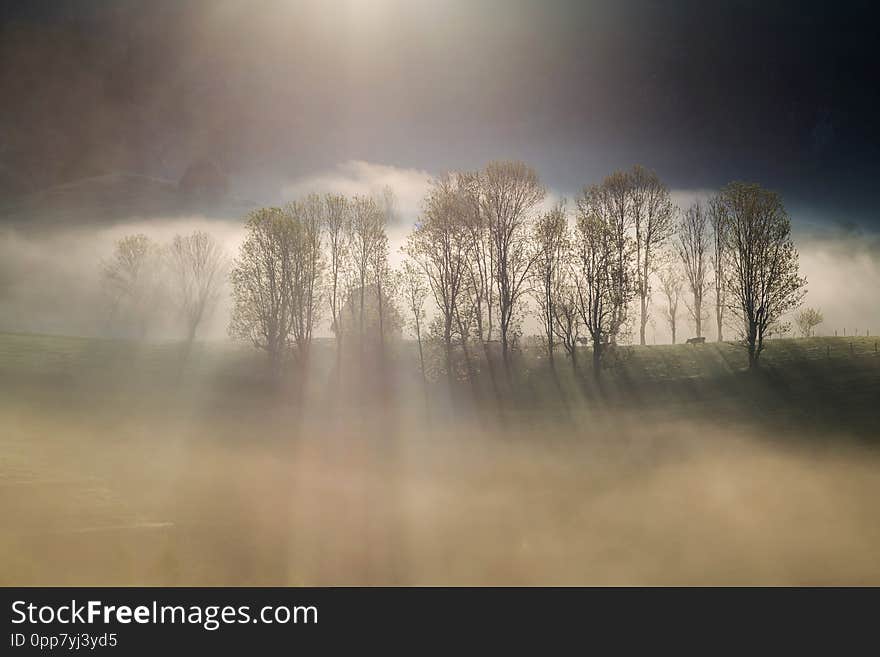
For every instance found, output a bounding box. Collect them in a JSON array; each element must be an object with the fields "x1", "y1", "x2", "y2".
[
  {"x1": 404, "y1": 162, "x2": 545, "y2": 380},
  {"x1": 224, "y1": 160, "x2": 806, "y2": 380},
  {"x1": 227, "y1": 192, "x2": 401, "y2": 375},
  {"x1": 101, "y1": 231, "x2": 226, "y2": 343},
  {"x1": 100, "y1": 160, "x2": 806, "y2": 378}
]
